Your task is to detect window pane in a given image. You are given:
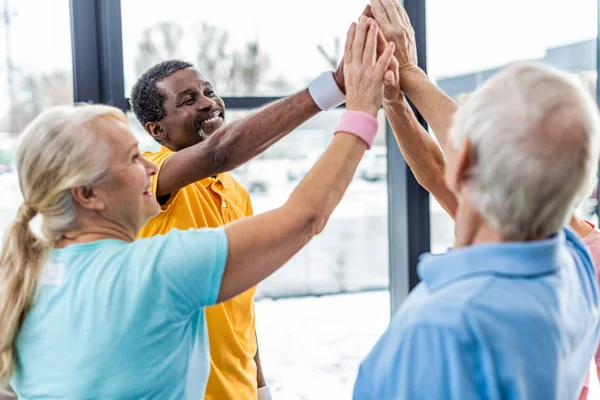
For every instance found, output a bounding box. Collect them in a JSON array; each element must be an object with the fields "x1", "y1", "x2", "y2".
[
  {"x1": 236, "y1": 108, "x2": 390, "y2": 398},
  {"x1": 121, "y1": 0, "x2": 370, "y2": 97},
  {"x1": 0, "y1": 0, "x2": 73, "y2": 234},
  {"x1": 128, "y1": 107, "x2": 391, "y2": 398},
  {"x1": 426, "y1": 0, "x2": 598, "y2": 252}
]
